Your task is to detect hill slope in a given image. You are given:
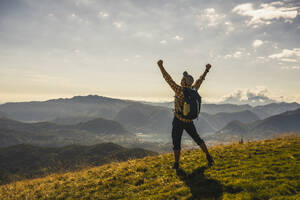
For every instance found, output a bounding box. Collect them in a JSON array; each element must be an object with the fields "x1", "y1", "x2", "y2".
[
  {"x1": 0, "y1": 136, "x2": 299, "y2": 200},
  {"x1": 114, "y1": 103, "x2": 173, "y2": 134},
  {"x1": 0, "y1": 118, "x2": 133, "y2": 147},
  {"x1": 76, "y1": 118, "x2": 131, "y2": 135},
  {"x1": 217, "y1": 108, "x2": 300, "y2": 139},
  {"x1": 0, "y1": 111, "x2": 8, "y2": 119},
  {"x1": 0, "y1": 143, "x2": 156, "y2": 185},
  {"x1": 252, "y1": 102, "x2": 300, "y2": 119},
  {"x1": 200, "y1": 110, "x2": 260, "y2": 131}
]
